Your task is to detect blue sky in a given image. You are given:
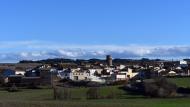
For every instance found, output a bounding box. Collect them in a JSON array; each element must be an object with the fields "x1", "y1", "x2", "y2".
[{"x1": 0, "y1": 0, "x2": 190, "y2": 62}]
